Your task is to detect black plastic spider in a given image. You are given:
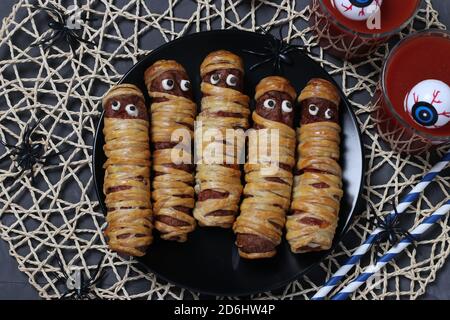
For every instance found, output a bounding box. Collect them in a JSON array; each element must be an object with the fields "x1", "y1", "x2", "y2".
[
  {"x1": 31, "y1": 4, "x2": 96, "y2": 54},
  {"x1": 243, "y1": 27, "x2": 309, "y2": 74},
  {"x1": 0, "y1": 119, "x2": 69, "y2": 184},
  {"x1": 52, "y1": 253, "x2": 106, "y2": 300},
  {"x1": 367, "y1": 201, "x2": 417, "y2": 255}
]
